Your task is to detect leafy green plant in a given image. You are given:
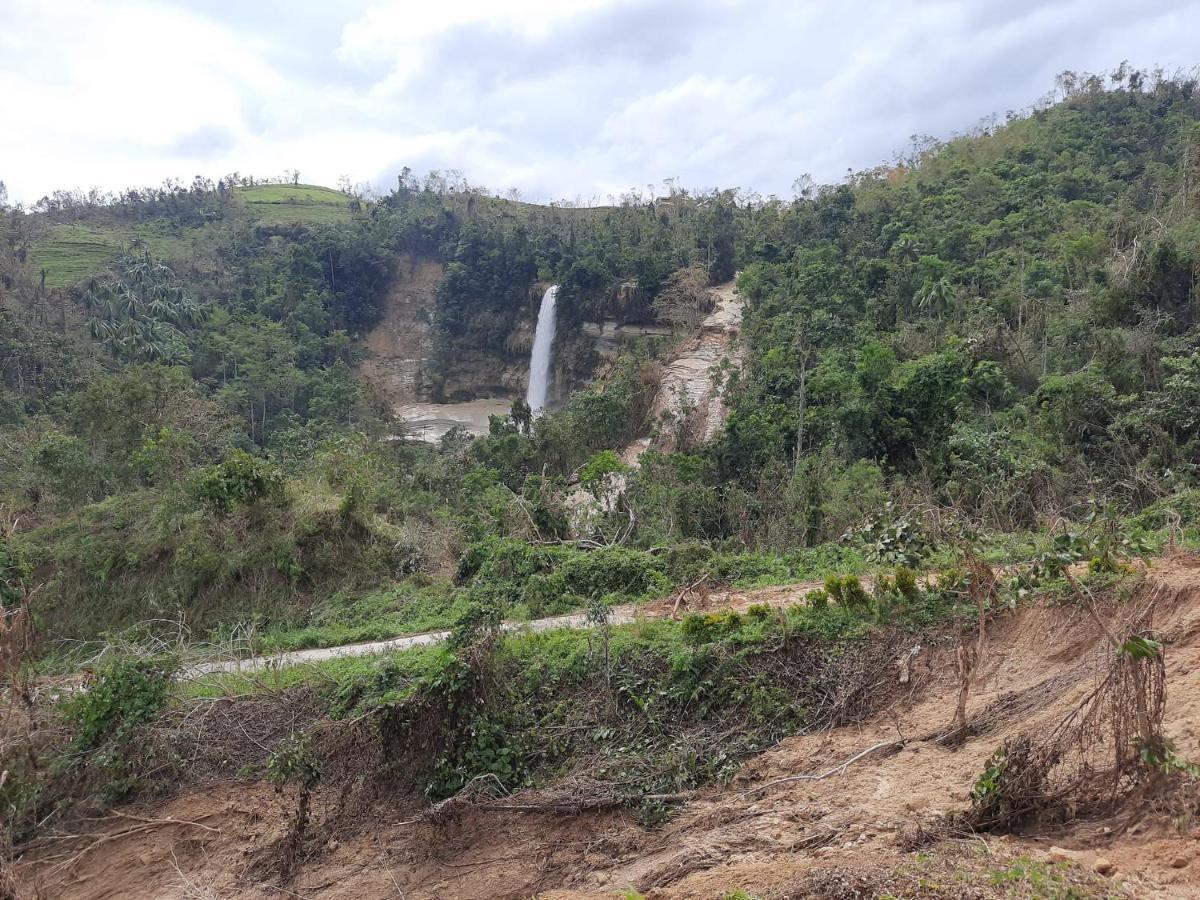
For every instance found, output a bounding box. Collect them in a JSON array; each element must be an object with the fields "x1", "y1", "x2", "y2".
[
  {"x1": 579, "y1": 449, "x2": 629, "y2": 494},
  {"x1": 63, "y1": 654, "x2": 176, "y2": 753},
  {"x1": 266, "y1": 733, "x2": 322, "y2": 790},
  {"x1": 845, "y1": 504, "x2": 932, "y2": 567},
  {"x1": 971, "y1": 747, "x2": 1007, "y2": 804},
  {"x1": 189, "y1": 449, "x2": 283, "y2": 513}
]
